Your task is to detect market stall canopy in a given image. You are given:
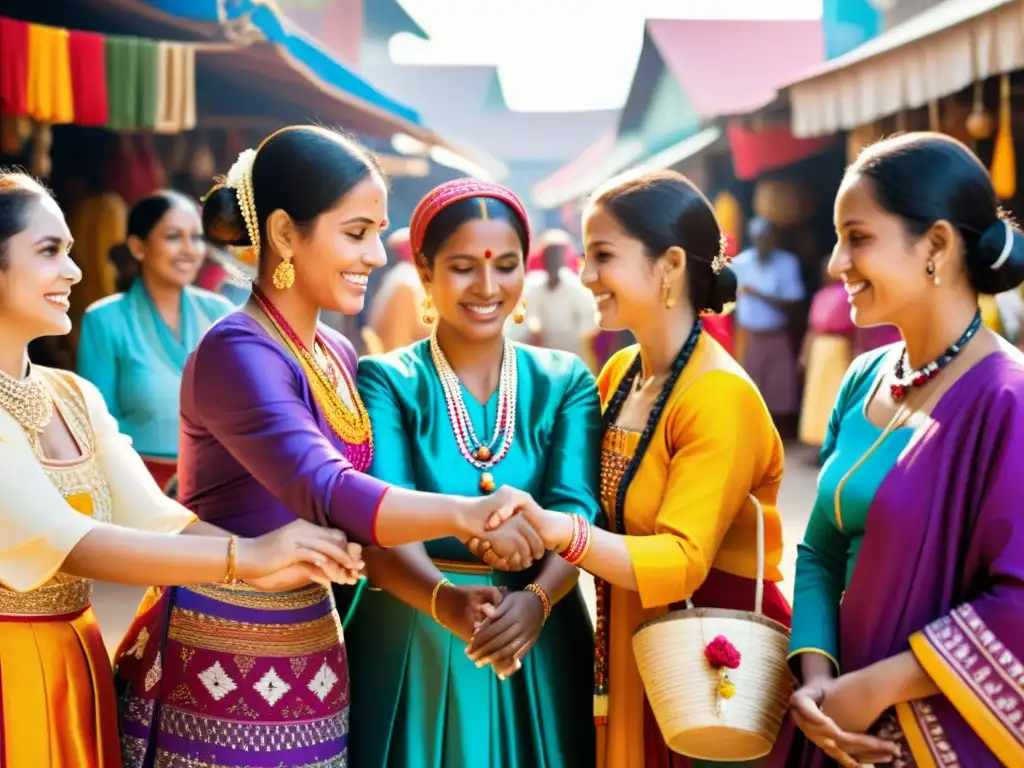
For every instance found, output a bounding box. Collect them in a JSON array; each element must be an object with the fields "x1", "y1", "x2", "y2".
[
  {"x1": 646, "y1": 19, "x2": 825, "y2": 118},
  {"x1": 43, "y1": 0, "x2": 472, "y2": 151},
  {"x1": 786, "y1": 0, "x2": 1024, "y2": 137},
  {"x1": 531, "y1": 129, "x2": 646, "y2": 210}
]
